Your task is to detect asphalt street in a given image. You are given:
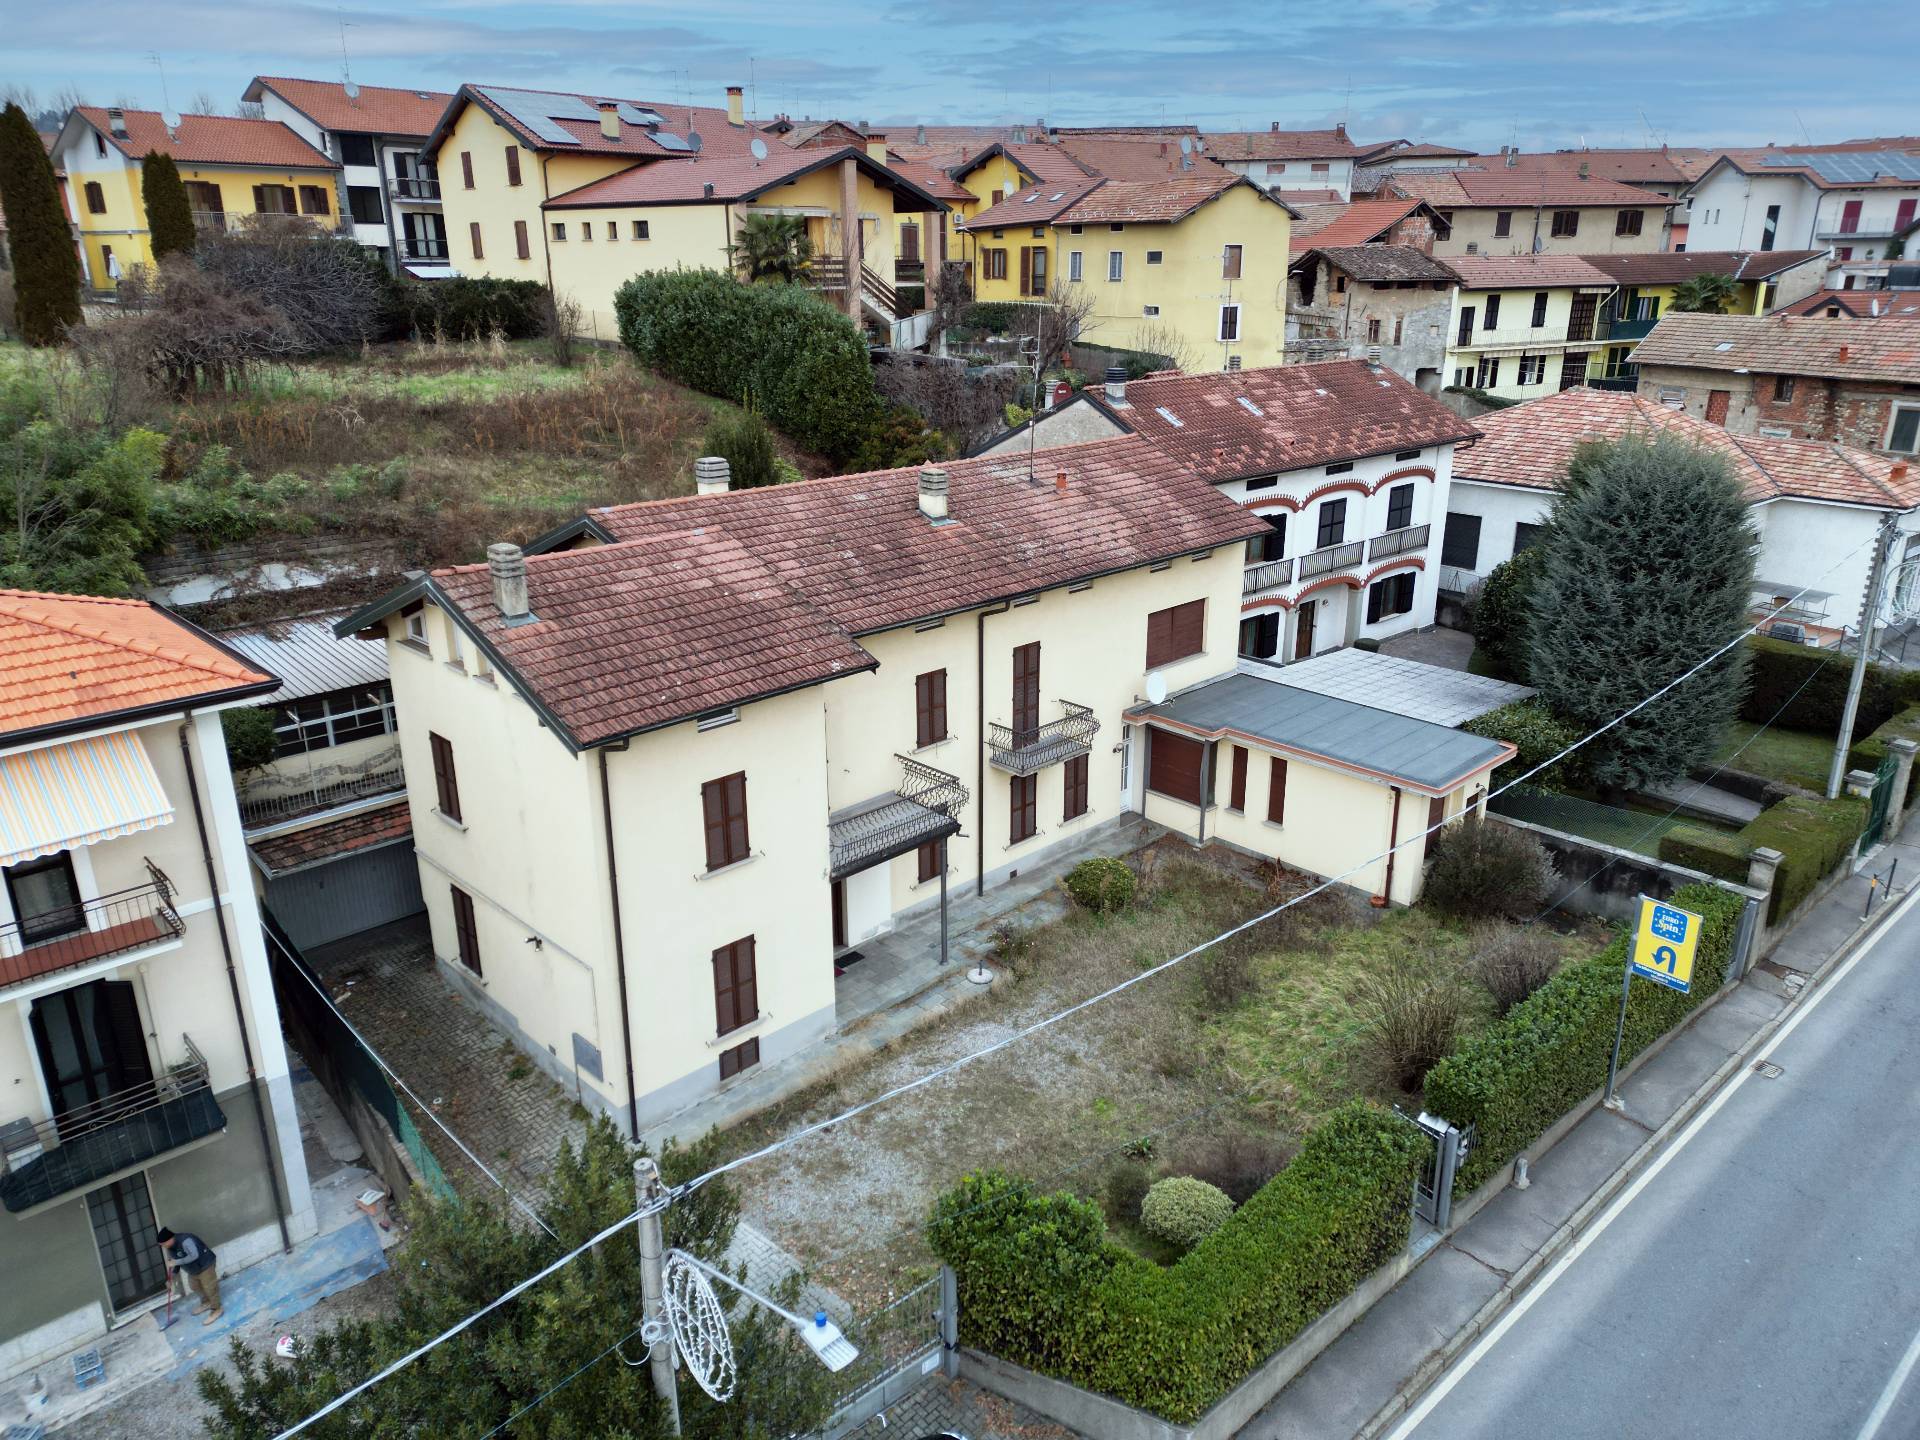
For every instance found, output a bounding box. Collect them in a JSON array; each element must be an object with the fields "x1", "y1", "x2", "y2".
[{"x1": 1388, "y1": 886, "x2": 1920, "y2": 1440}]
